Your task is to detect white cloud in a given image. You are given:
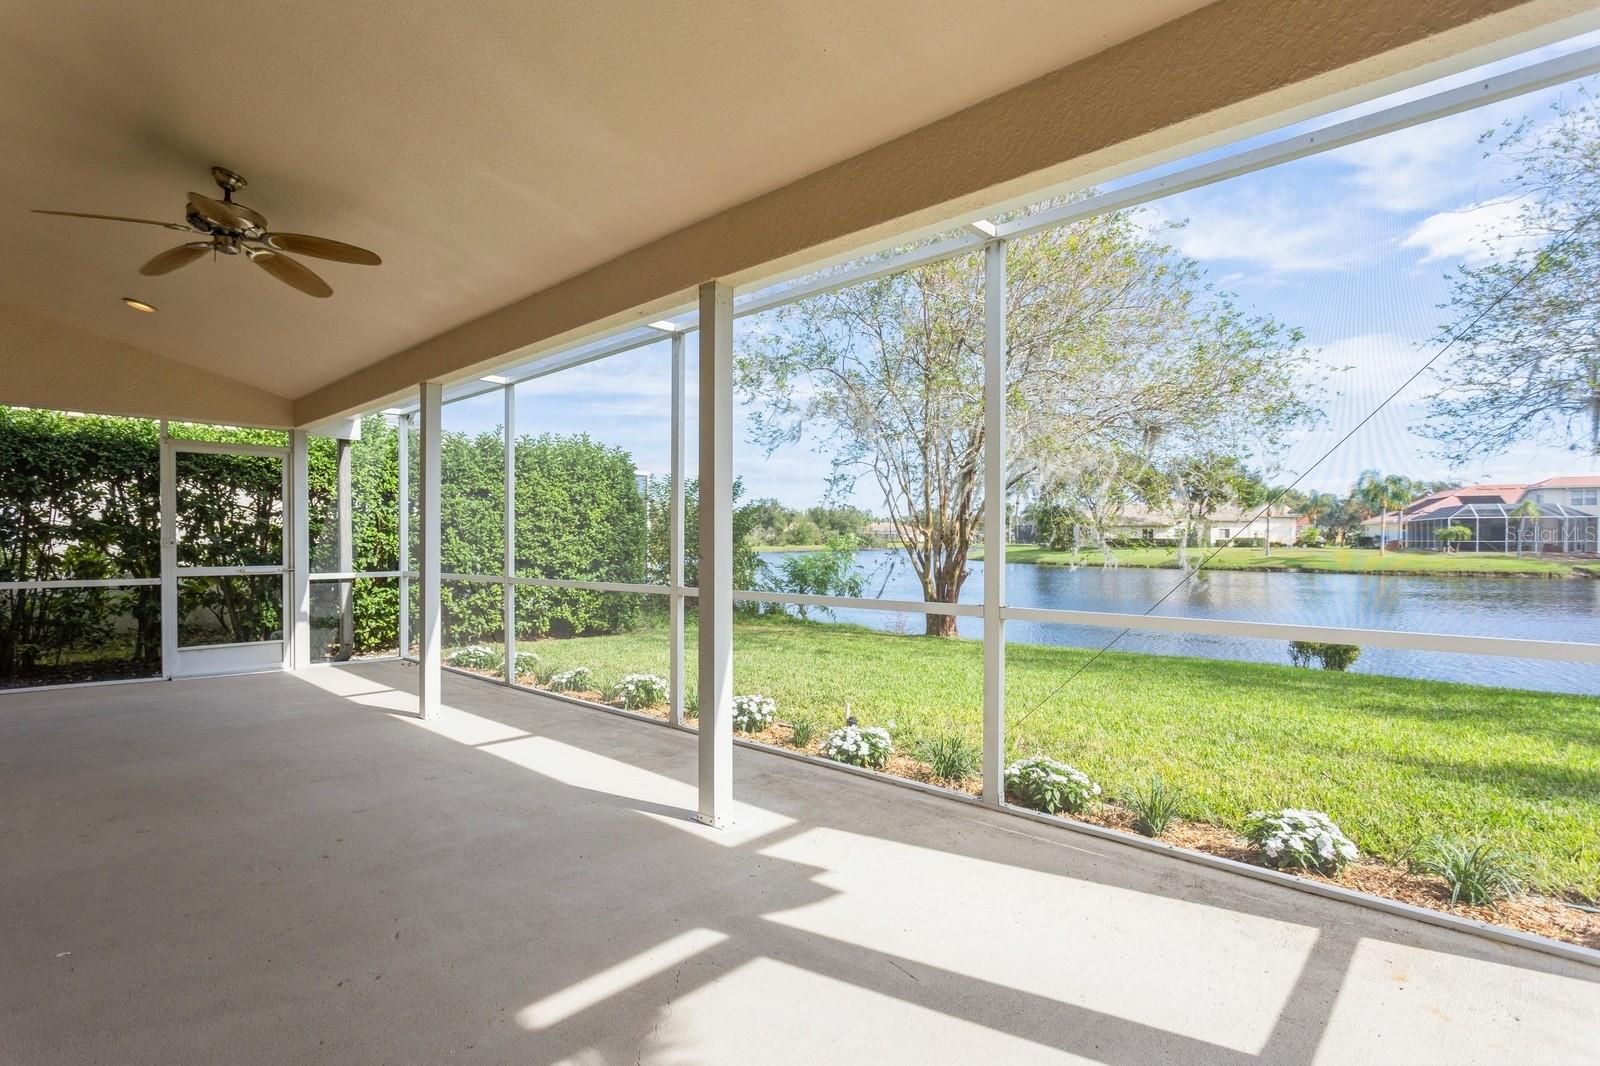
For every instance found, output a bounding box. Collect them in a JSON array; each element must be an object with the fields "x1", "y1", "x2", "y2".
[
  {"x1": 1145, "y1": 197, "x2": 1362, "y2": 274},
  {"x1": 1331, "y1": 107, "x2": 1523, "y2": 213},
  {"x1": 1401, "y1": 197, "x2": 1527, "y2": 265}
]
